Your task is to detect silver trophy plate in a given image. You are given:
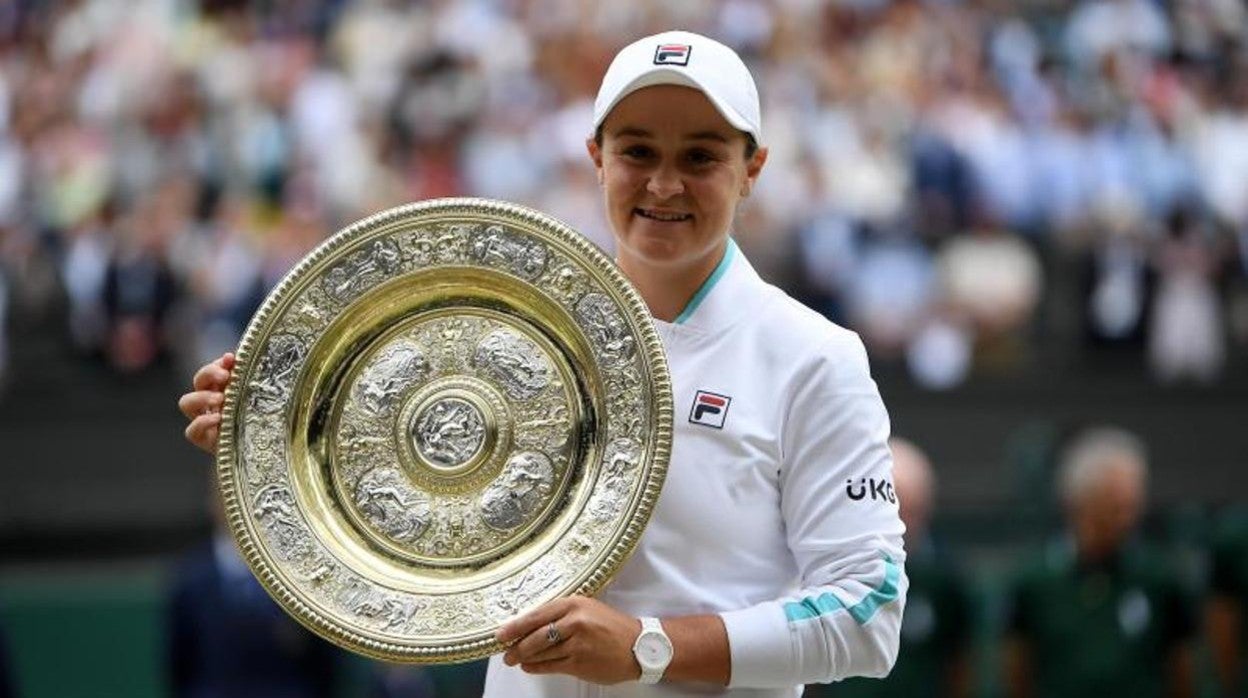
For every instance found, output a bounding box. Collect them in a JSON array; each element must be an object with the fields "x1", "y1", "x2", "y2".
[{"x1": 218, "y1": 198, "x2": 672, "y2": 663}]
